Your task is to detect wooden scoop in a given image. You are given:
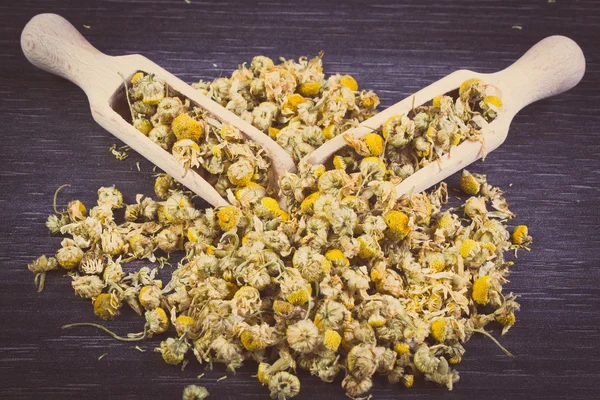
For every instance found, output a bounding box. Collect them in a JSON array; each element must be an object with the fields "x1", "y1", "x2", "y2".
[
  {"x1": 303, "y1": 36, "x2": 585, "y2": 197},
  {"x1": 21, "y1": 13, "x2": 296, "y2": 208}
]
